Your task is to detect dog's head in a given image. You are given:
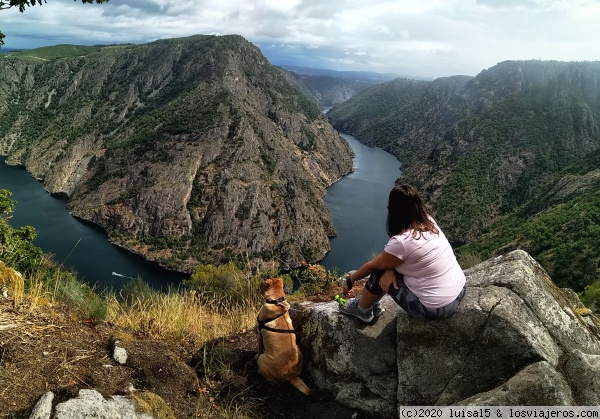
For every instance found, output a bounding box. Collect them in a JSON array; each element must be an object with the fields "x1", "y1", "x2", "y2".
[{"x1": 260, "y1": 278, "x2": 285, "y2": 300}]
